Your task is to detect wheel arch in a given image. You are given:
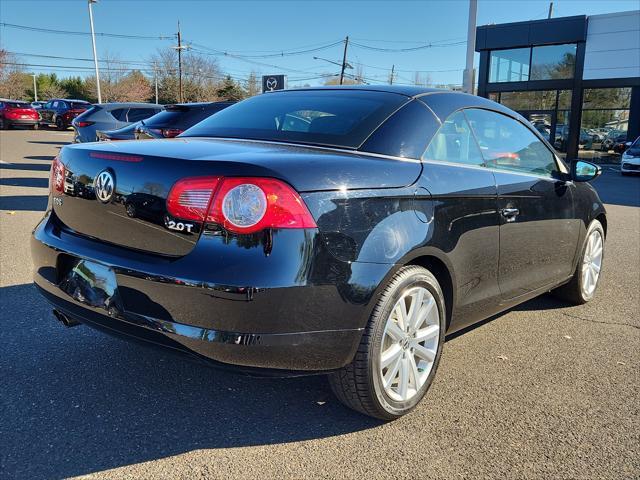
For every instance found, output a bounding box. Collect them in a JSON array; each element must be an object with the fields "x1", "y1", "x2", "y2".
[{"x1": 404, "y1": 254, "x2": 455, "y2": 331}]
